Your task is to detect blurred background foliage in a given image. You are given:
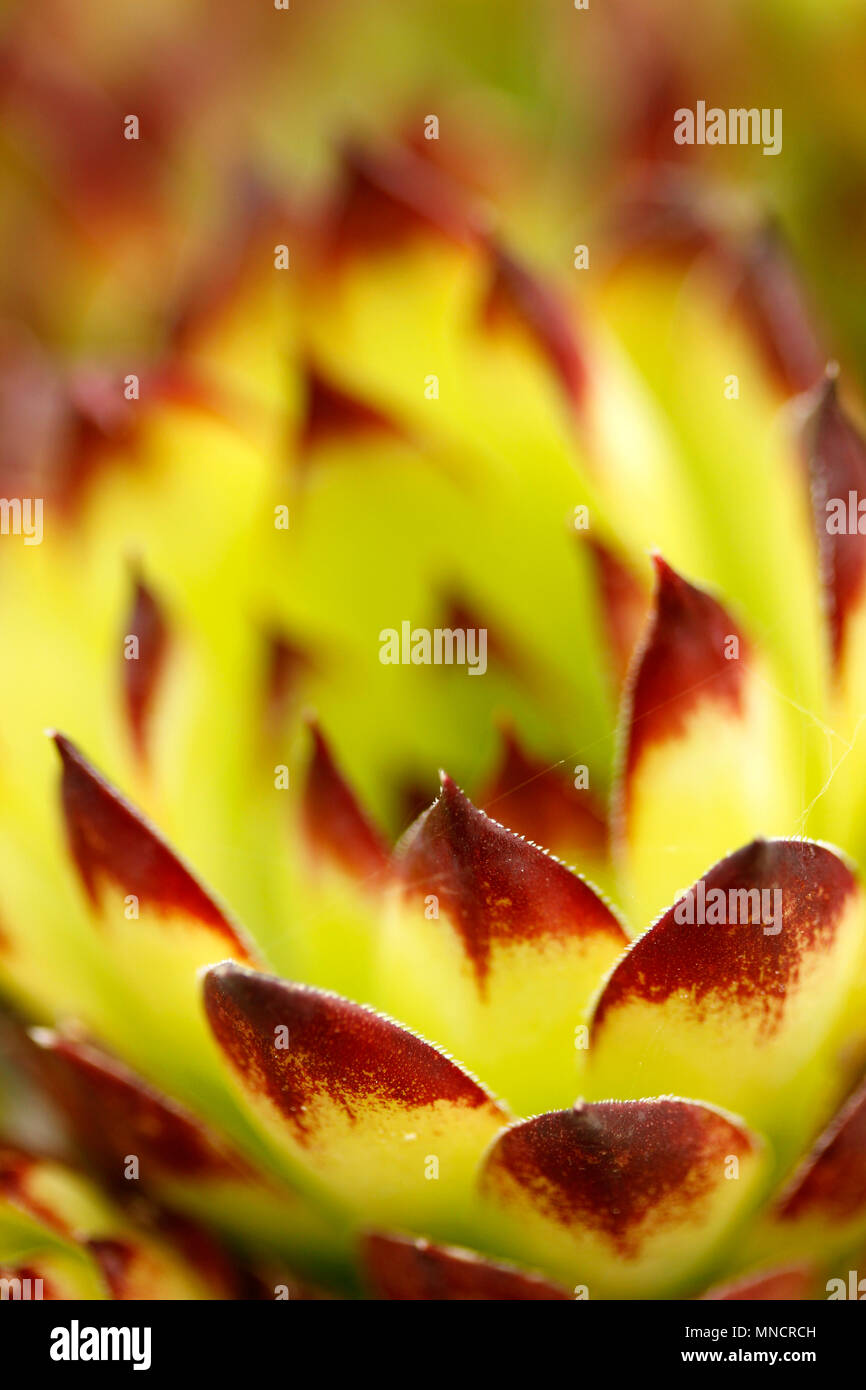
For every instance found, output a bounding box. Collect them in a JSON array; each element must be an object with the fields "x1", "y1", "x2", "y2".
[
  {"x1": 0, "y1": 0, "x2": 864, "y2": 1012},
  {"x1": 2, "y1": 0, "x2": 866, "y2": 359}
]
